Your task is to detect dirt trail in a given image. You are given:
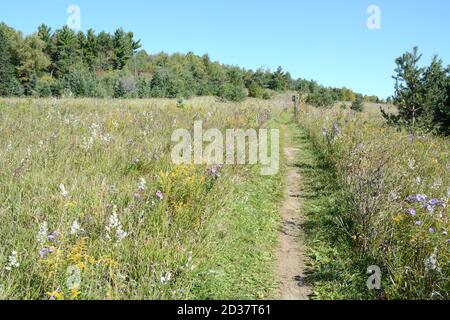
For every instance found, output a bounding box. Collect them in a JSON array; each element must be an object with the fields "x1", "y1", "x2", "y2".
[{"x1": 276, "y1": 126, "x2": 312, "y2": 300}]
